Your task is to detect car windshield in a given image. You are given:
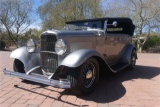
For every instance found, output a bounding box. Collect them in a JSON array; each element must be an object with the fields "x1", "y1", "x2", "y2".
[{"x1": 65, "y1": 21, "x2": 103, "y2": 30}]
